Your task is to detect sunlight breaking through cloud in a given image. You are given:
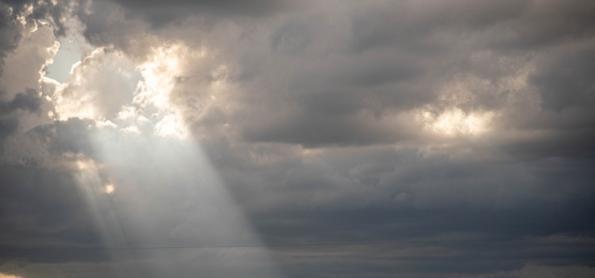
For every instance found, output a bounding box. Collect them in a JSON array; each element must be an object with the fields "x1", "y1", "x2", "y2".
[
  {"x1": 104, "y1": 183, "x2": 115, "y2": 194},
  {"x1": 49, "y1": 43, "x2": 196, "y2": 140},
  {"x1": 45, "y1": 38, "x2": 284, "y2": 276},
  {"x1": 2, "y1": 1, "x2": 595, "y2": 277},
  {"x1": 418, "y1": 107, "x2": 495, "y2": 137}
]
